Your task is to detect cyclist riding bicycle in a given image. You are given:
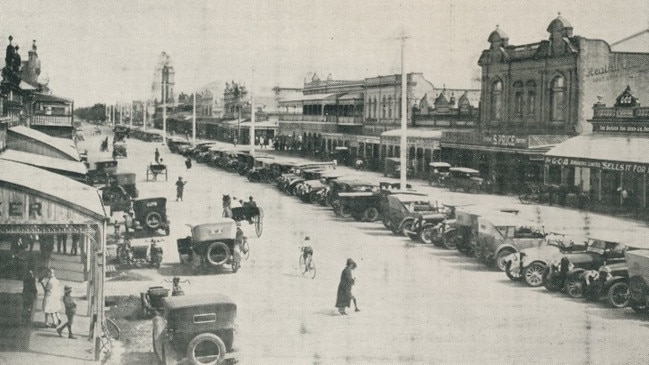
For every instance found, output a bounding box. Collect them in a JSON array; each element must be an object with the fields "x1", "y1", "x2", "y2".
[{"x1": 302, "y1": 236, "x2": 314, "y2": 274}]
